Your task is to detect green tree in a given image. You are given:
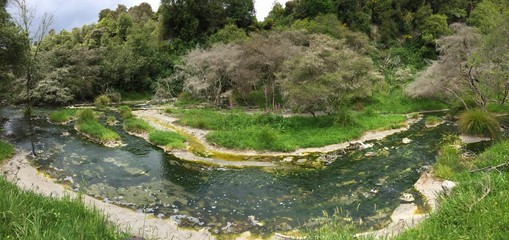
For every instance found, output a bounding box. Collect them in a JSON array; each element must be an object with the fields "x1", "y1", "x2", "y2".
[
  {"x1": 419, "y1": 14, "x2": 451, "y2": 43},
  {"x1": 278, "y1": 34, "x2": 375, "y2": 117},
  {"x1": 0, "y1": 0, "x2": 27, "y2": 88}
]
